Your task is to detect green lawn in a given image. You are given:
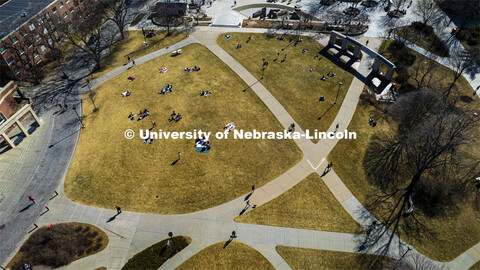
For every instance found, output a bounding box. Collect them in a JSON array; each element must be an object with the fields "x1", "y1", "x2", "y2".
[
  {"x1": 92, "y1": 30, "x2": 188, "y2": 79},
  {"x1": 217, "y1": 33, "x2": 355, "y2": 143},
  {"x1": 122, "y1": 236, "x2": 191, "y2": 270},
  {"x1": 65, "y1": 43, "x2": 302, "y2": 214},
  {"x1": 177, "y1": 241, "x2": 274, "y2": 270},
  {"x1": 235, "y1": 173, "x2": 363, "y2": 233},
  {"x1": 327, "y1": 39, "x2": 480, "y2": 260},
  {"x1": 276, "y1": 246, "x2": 397, "y2": 270}
]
